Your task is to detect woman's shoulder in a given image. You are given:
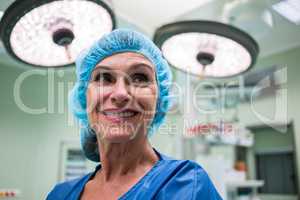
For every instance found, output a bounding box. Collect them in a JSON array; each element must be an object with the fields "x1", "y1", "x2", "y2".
[
  {"x1": 158, "y1": 152, "x2": 207, "y2": 173},
  {"x1": 154, "y1": 153, "x2": 223, "y2": 200},
  {"x1": 46, "y1": 172, "x2": 92, "y2": 200},
  {"x1": 160, "y1": 156, "x2": 210, "y2": 180}
]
